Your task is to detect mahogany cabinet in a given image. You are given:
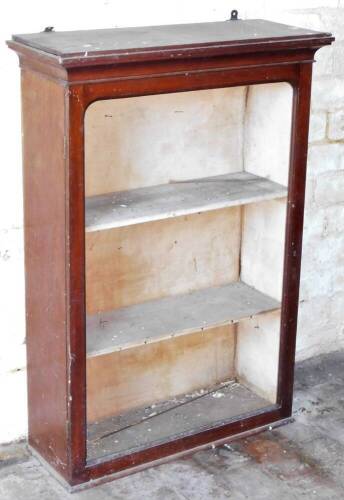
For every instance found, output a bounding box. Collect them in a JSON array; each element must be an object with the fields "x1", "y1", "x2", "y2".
[{"x1": 8, "y1": 16, "x2": 333, "y2": 490}]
